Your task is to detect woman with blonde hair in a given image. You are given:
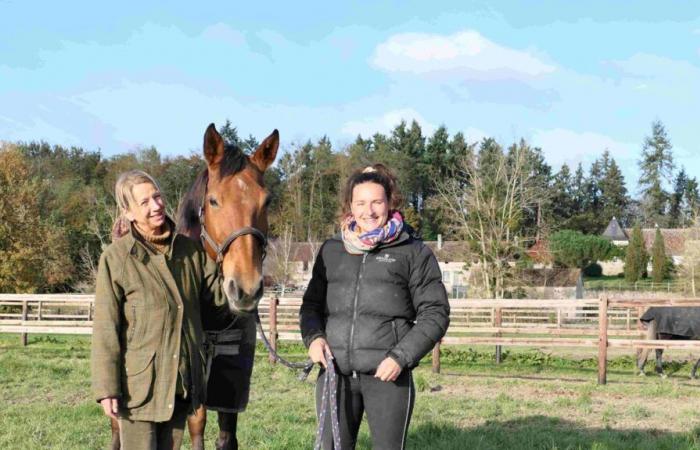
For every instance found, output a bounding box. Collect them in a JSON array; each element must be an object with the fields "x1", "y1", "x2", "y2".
[
  {"x1": 300, "y1": 164, "x2": 450, "y2": 449},
  {"x1": 91, "y1": 169, "x2": 222, "y2": 450}
]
